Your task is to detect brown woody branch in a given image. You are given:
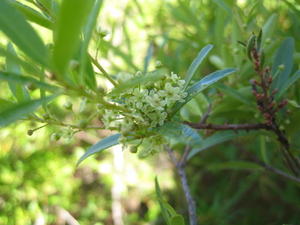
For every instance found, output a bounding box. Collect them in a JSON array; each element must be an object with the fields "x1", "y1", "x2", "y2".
[
  {"x1": 166, "y1": 147, "x2": 198, "y2": 225},
  {"x1": 185, "y1": 122, "x2": 271, "y2": 131}
]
